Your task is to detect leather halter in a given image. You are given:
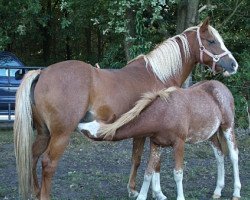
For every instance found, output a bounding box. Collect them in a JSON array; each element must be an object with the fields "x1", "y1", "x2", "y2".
[{"x1": 196, "y1": 27, "x2": 231, "y2": 73}]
